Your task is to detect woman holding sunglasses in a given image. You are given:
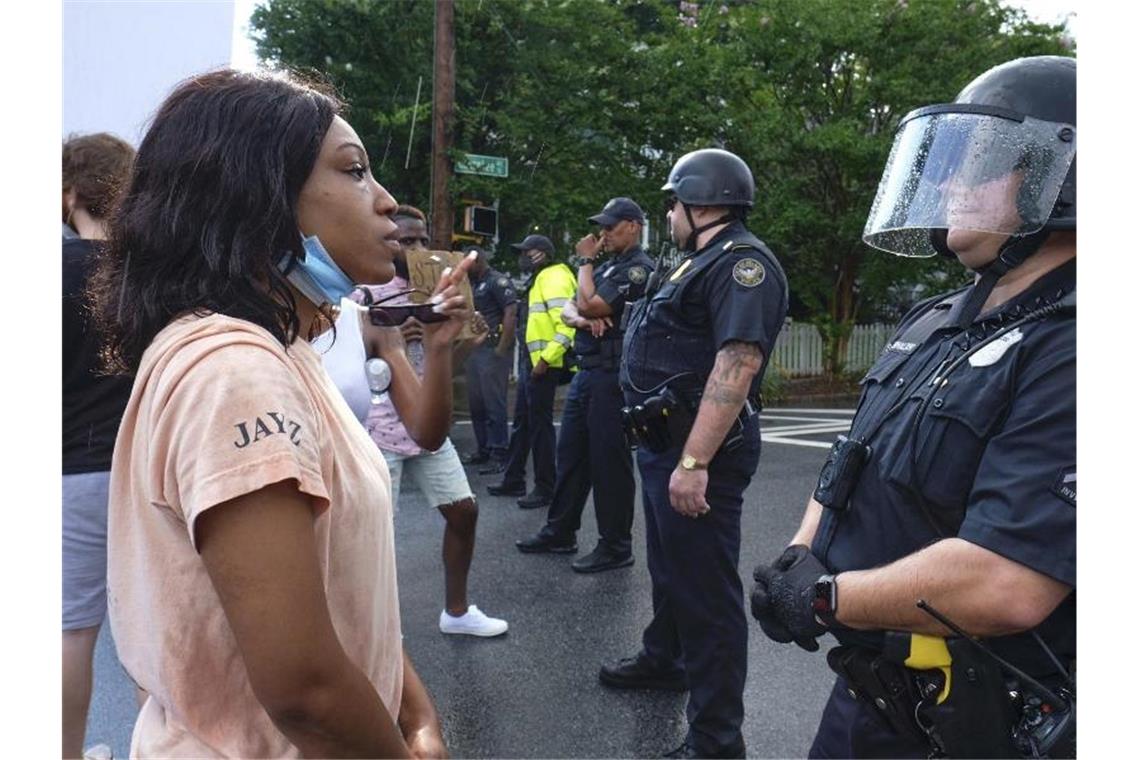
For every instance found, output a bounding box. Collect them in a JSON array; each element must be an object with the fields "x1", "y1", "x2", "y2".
[{"x1": 89, "y1": 69, "x2": 466, "y2": 758}]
